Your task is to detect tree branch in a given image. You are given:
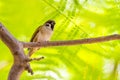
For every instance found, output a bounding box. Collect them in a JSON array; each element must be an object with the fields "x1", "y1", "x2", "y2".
[
  {"x1": 0, "y1": 23, "x2": 32, "y2": 80},
  {"x1": 28, "y1": 56, "x2": 44, "y2": 62},
  {"x1": 0, "y1": 22, "x2": 120, "y2": 80},
  {"x1": 22, "y1": 34, "x2": 120, "y2": 48}
]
